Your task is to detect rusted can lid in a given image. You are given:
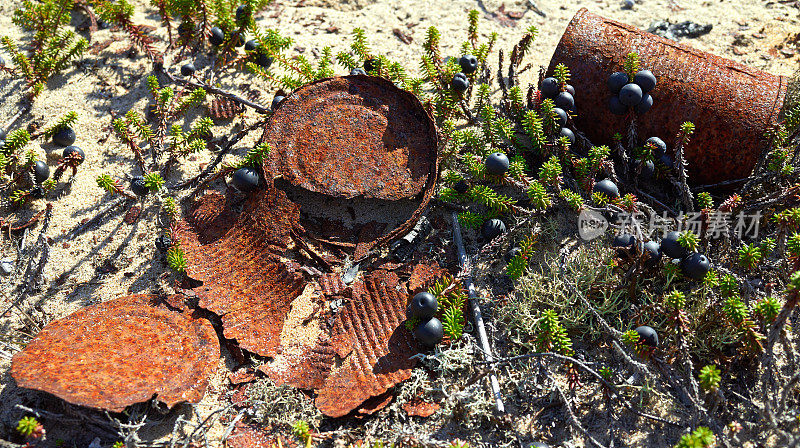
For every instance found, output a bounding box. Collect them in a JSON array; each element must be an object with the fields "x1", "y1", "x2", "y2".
[{"x1": 261, "y1": 76, "x2": 438, "y2": 201}]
